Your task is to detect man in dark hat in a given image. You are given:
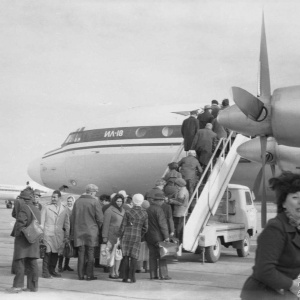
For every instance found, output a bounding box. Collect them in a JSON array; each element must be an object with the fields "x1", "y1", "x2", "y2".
[
  {"x1": 145, "y1": 193, "x2": 171, "y2": 280},
  {"x1": 33, "y1": 189, "x2": 43, "y2": 211},
  {"x1": 211, "y1": 100, "x2": 220, "y2": 118},
  {"x1": 181, "y1": 110, "x2": 199, "y2": 152},
  {"x1": 197, "y1": 105, "x2": 214, "y2": 129}
]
